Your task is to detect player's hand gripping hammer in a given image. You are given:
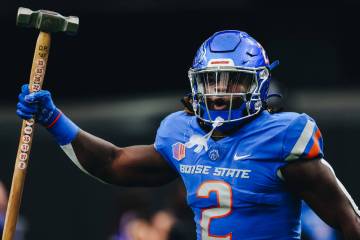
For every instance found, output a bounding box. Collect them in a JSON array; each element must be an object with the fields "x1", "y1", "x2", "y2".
[{"x1": 2, "y1": 8, "x2": 79, "y2": 240}]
